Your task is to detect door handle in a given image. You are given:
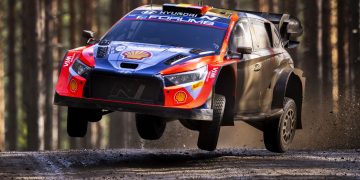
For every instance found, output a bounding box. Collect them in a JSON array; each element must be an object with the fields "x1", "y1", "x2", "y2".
[{"x1": 254, "y1": 63, "x2": 262, "y2": 71}]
